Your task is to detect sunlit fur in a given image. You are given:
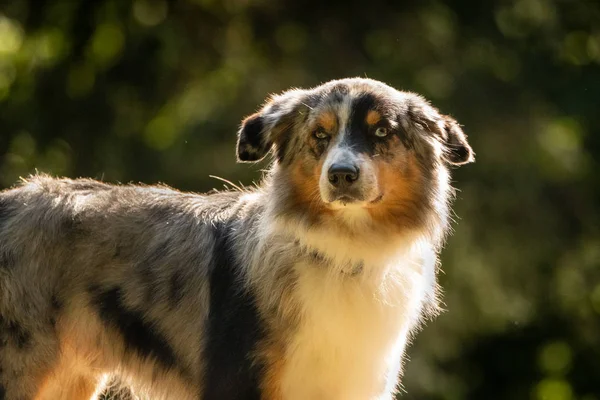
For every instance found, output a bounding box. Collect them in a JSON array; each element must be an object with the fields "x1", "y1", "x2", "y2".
[{"x1": 0, "y1": 78, "x2": 472, "y2": 400}]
